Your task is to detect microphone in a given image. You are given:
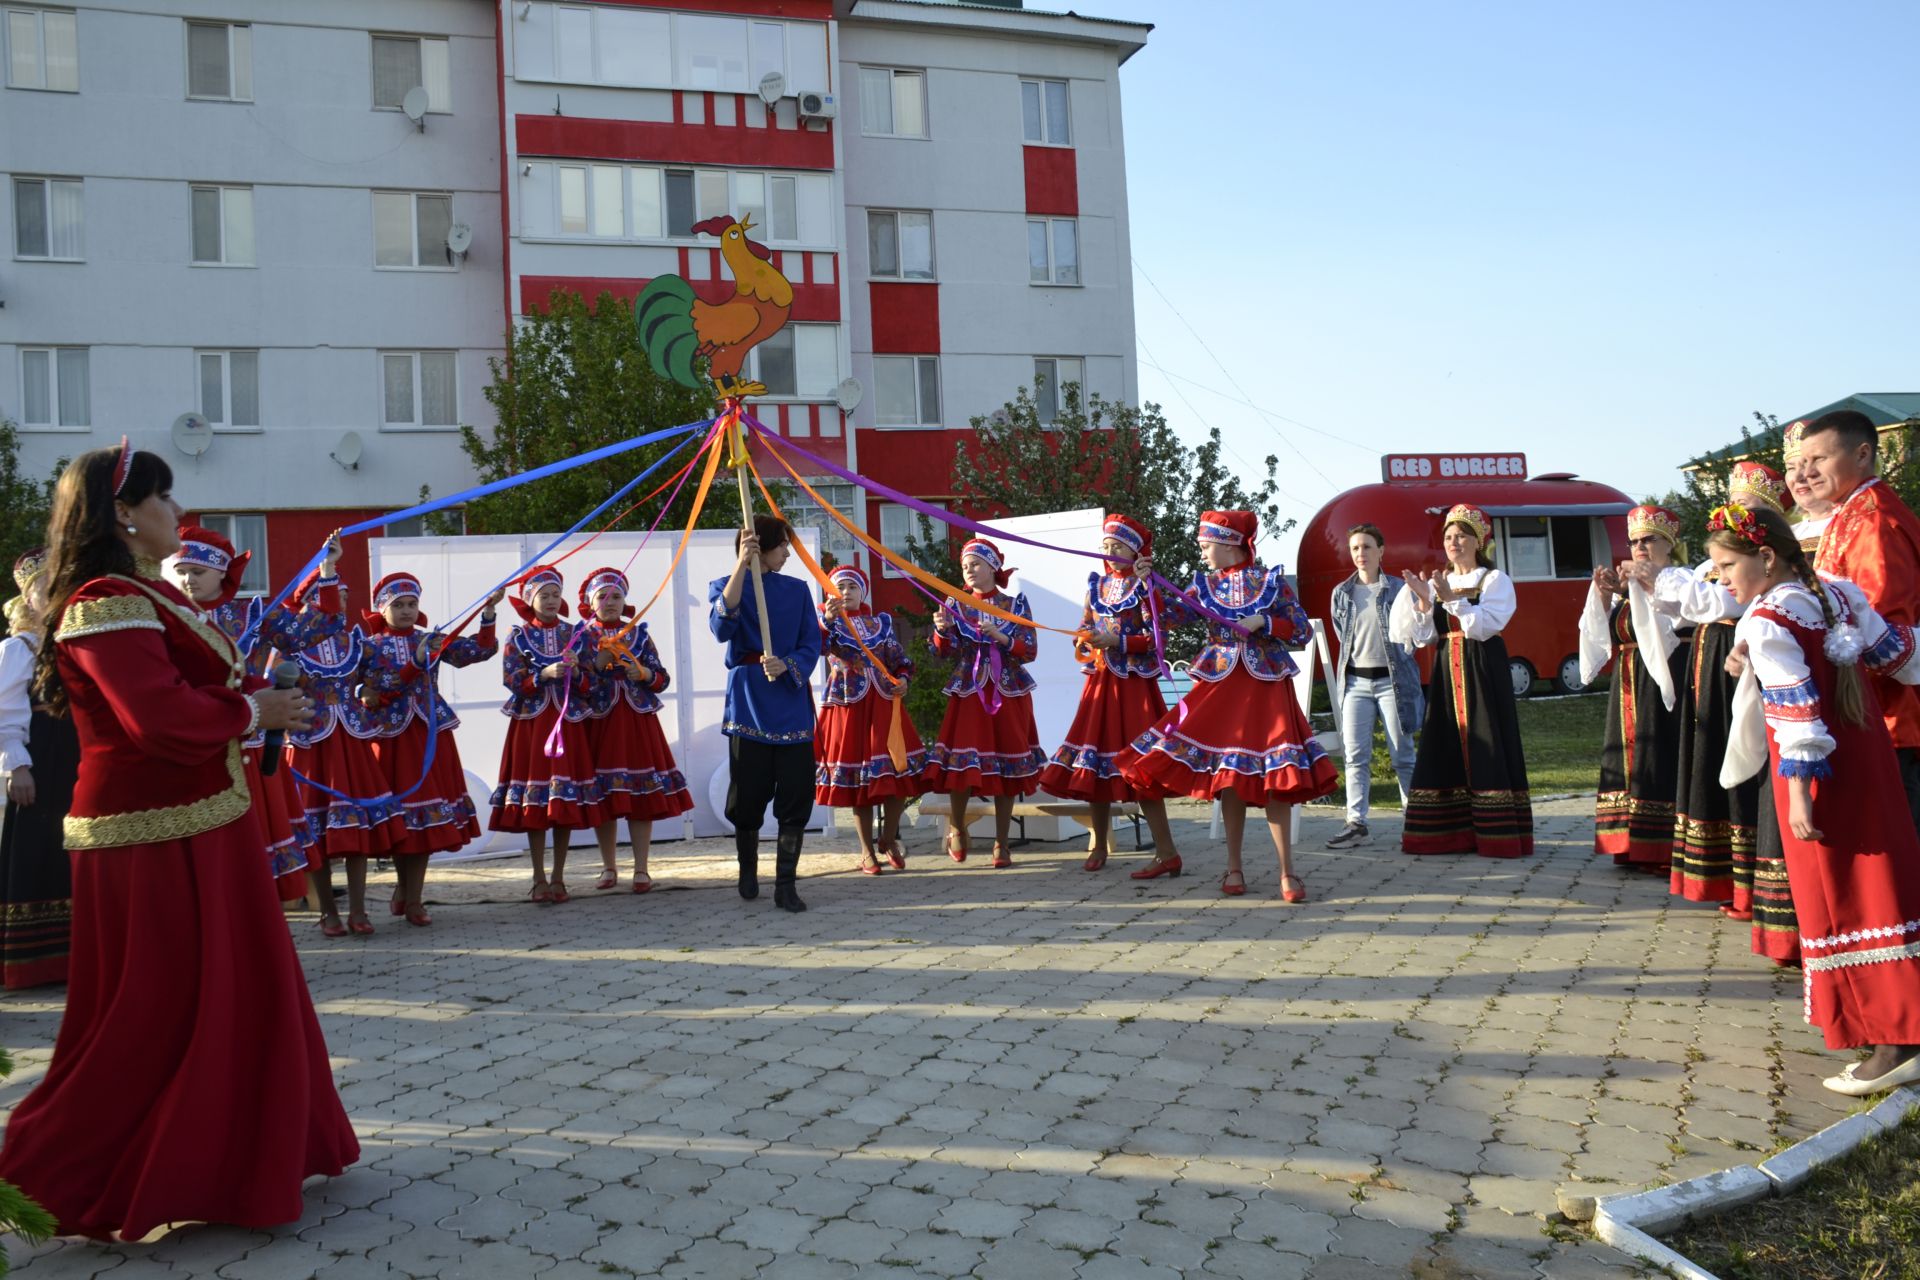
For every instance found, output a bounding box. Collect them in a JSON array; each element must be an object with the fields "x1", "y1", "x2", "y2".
[{"x1": 260, "y1": 660, "x2": 301, "y2": 776}]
